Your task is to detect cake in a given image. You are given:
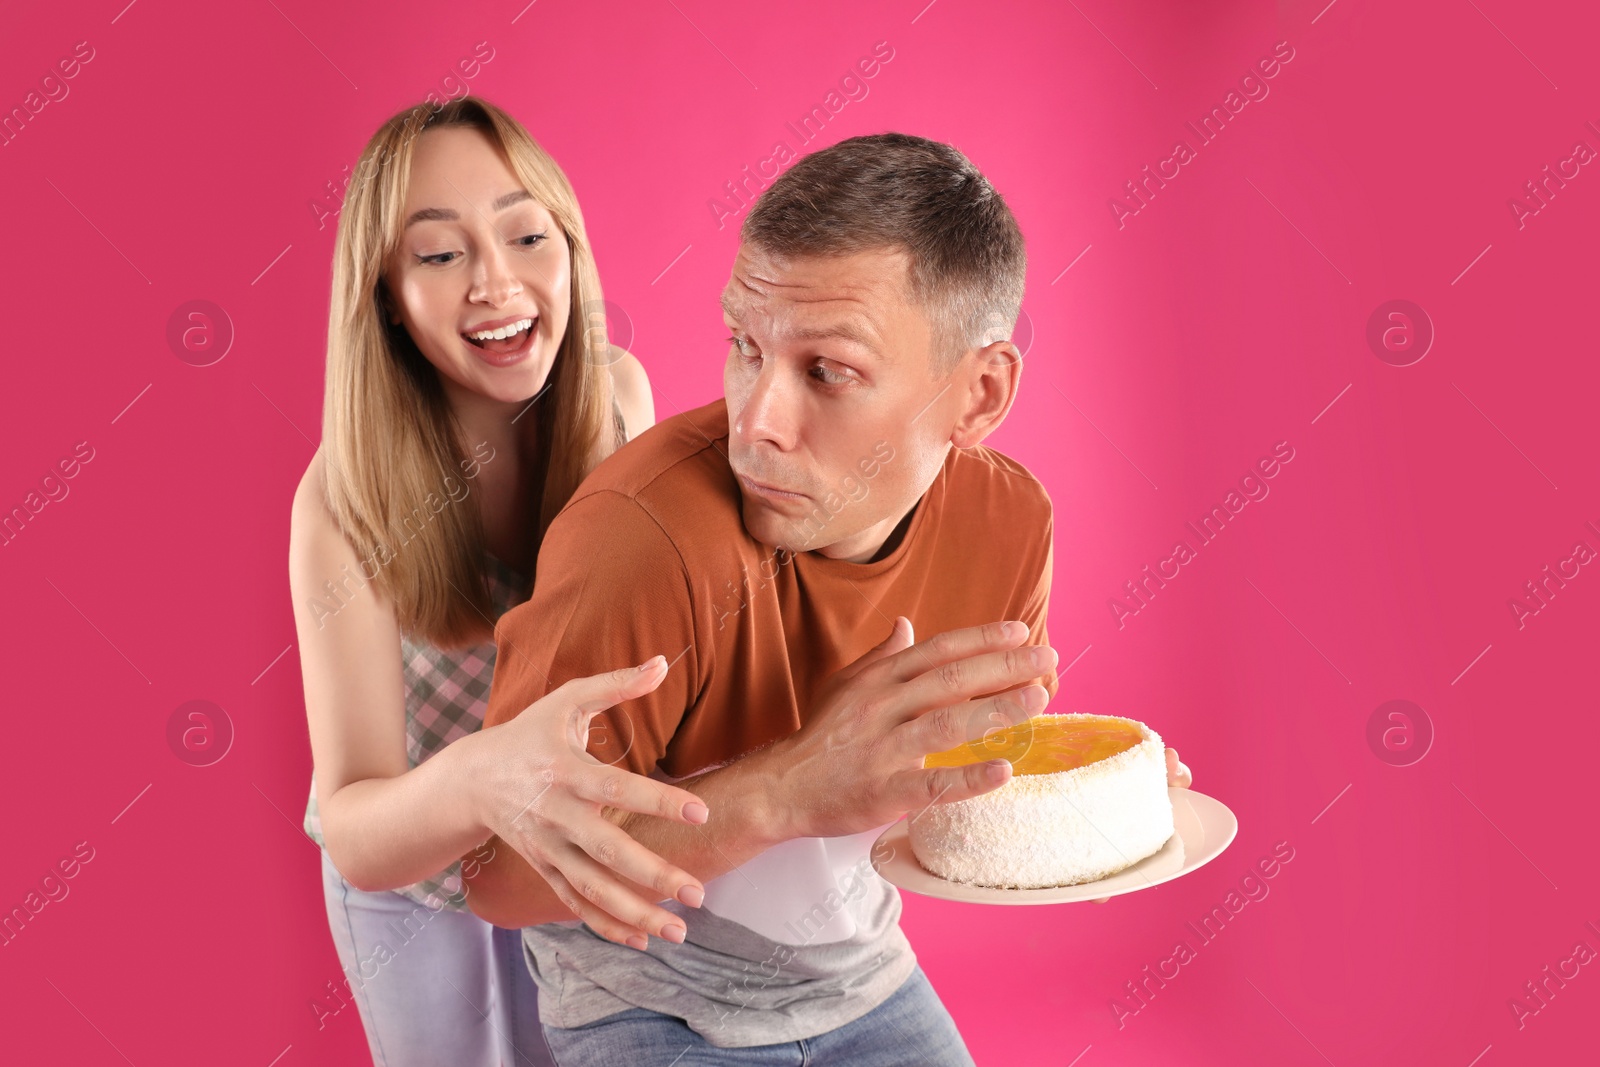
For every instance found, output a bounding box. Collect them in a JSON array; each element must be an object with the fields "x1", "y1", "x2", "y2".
[{"x1": 908, "y1": 713, "x2": 1175, "y2": 889}]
